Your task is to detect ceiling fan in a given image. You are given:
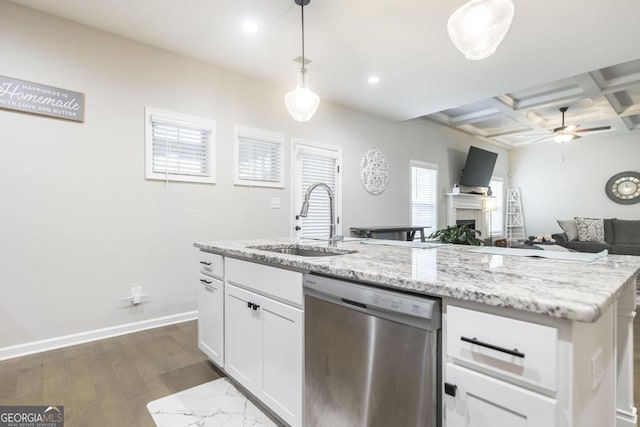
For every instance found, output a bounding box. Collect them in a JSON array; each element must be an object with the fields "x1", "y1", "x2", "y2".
[{"x1": 527, "y1": 107, "x2": 612, "y2": 144}]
